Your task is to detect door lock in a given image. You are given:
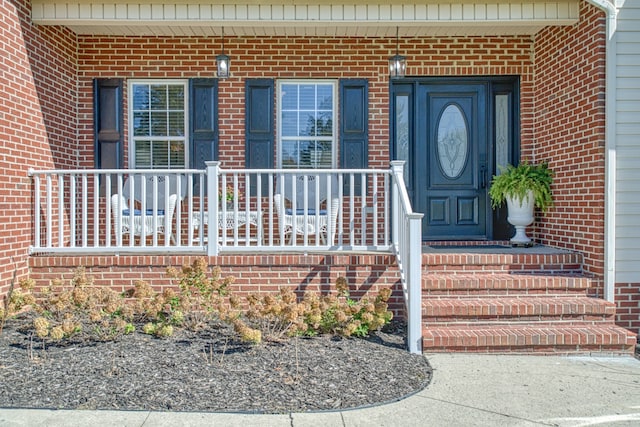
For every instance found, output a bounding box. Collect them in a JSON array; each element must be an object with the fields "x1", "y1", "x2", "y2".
[{"x1": 480, "y1": 165, "x2": 487, "y2": 188}]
